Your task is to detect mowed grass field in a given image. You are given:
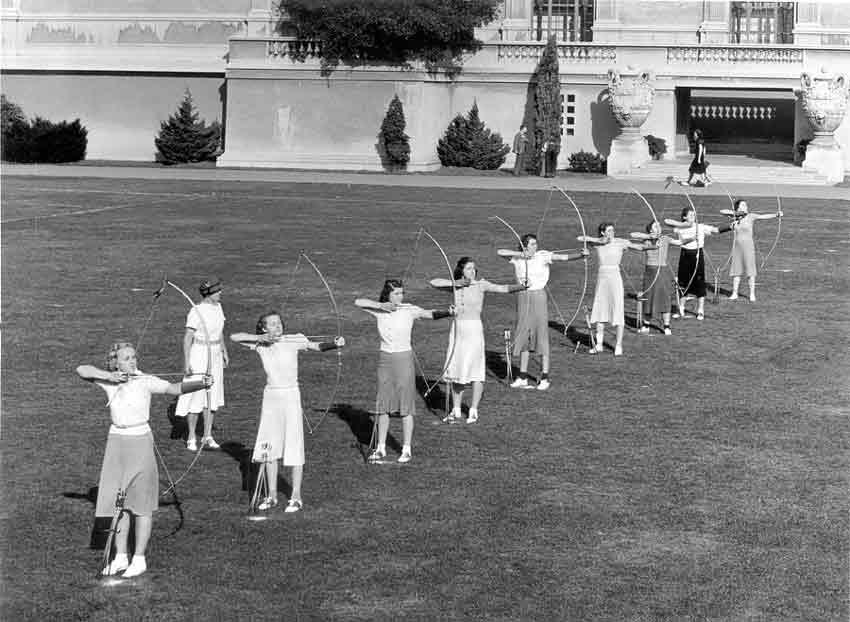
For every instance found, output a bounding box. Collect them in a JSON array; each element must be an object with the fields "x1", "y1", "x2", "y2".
[{"x1": 2, "y1": 175, "x2": 848, "y2": 621}]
